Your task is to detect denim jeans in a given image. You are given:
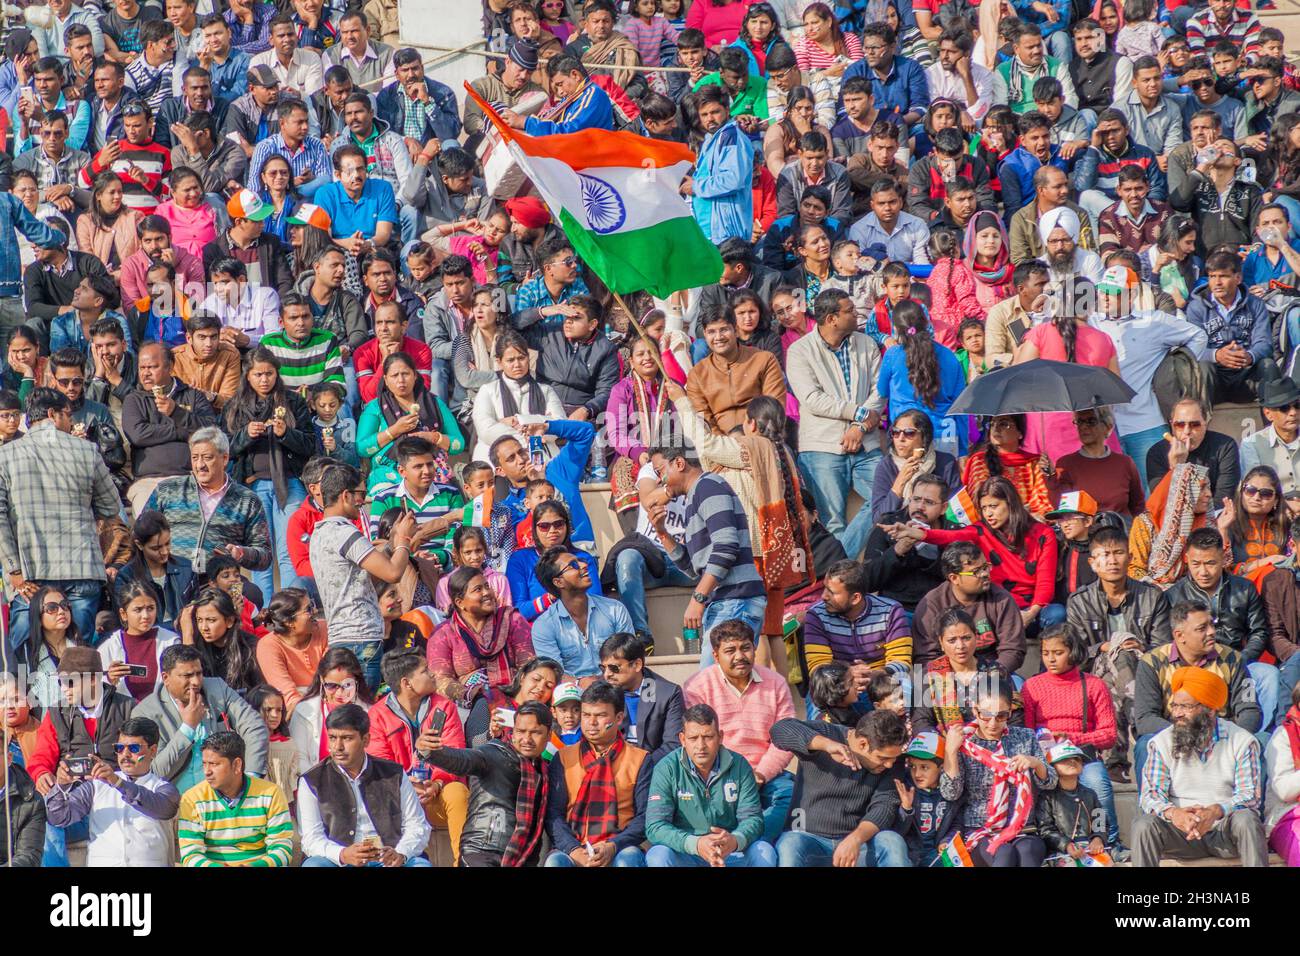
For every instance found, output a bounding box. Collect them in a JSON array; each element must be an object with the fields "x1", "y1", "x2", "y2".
[
  {"x1": 699, "y1": 595, "x2": 767, "y2": 669},
  {"x1": 331, "y1": 639, "x2": 383, "y2": 694},
  {"x1": 775, "y1": 829, "x2": 911, "y2": 867},
  {"x1": 1248, "y1": 661, "x2": 1282, "y2": 732},
  {"x1": 250, "y1": 477, "x2": 307, "y2": 598},
  {"x1": 1279, "y1": 651, "x2": 1300, "y2": 698},
  {"x1": 9, "y1": 578, "x2": 102, "y2": 651},
  {"x1": 302, "y1": 854, "x2": 433, "y2": 867},
  {"x1": 543, "y1": 846, "x2": 647, "y2": 867},
  {"x1": 430, "y1": 358, "x2": 452, "y2": 404},
  {"x1": 1045, "y1": 29, "x2": 1071, "y2": 64},
  {"x1": 342, "y1": 363, "x2": 361, "y2": 416},
  {"x1": 1079, "y1": 759, "x2": 1121, "y2": 845},
  {"x1": 614, "y1": 547, "x2": 697, "y2": 636},
  {"x1": 797, "y1": 448, "x2": 881, "y2": 560},
  {"x1": 1134, "y1": 732, "x2": 1156, "y2": 784},
  {"x1": 397, "y1": 203, "x2": 423, "y2": 245},
  {"x1": 644, "y1": 840, "x2": 778, "y2": 867},
  {"x1": 760, "y1": 770, "x2": 795, "y2": 845},
  {"x1": 1119, "y1": 424, "x2": 1168, "y2": 493}
]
